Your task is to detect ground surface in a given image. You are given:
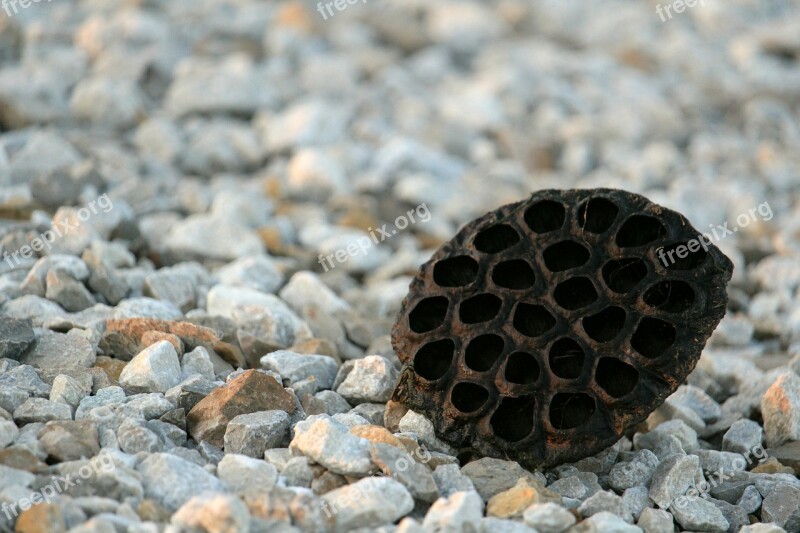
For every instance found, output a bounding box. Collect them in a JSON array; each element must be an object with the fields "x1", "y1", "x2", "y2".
[{"x1": 1, "y1": 0, "x2": 800, "y2": 532}]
